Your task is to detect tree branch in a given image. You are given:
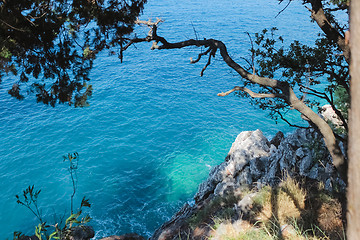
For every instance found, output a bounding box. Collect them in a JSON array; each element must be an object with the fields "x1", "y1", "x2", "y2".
[
  {"x1": 306, "y1": 0, "x2": 350, "y2": 63},
  {"x1": 217, "y1": 86, "x2": 278, "y2": 98},
  {"x1": 190, "y1": 47, "x2": 211, "y2": 64},
  {"x1": 300, "y1": 85, "x2": 348, "y2": 131},
  {"x1": 276, "y1": 110, "x2": 310, "y2": 129},
  {"x1": 276, "y1": 0, "x2": 292, "y2": 18},
  {"x1": 0, "y1": 18, "x2": 26, "y2": 32},
  {"x1": 200, "y1": 48, "x2": 216, "y2": 76}
]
